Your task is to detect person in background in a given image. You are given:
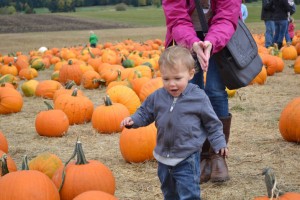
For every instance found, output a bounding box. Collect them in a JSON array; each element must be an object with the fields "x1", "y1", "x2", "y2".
[
  {"x1": 162, "y1": 0, "x2": 240, "y2": 184},
  {"x1": 272, "y1": 0, "x2": 292, "y2": 49},
  {"x1": 89, "y1": 31, "x2": 98, "y2": 48},
  {"x1": 121, "y1": 45, "x2": 228, "y2": 200},
  {"x1": 288, "y1": 17, "x2": 295, "y2": 41},
  {"x1": 261, "y1": 0, "x2": 275, "y2": 48},
  {"x1": 241, "y1": 0, "x2": 248, "y2": 22}
]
